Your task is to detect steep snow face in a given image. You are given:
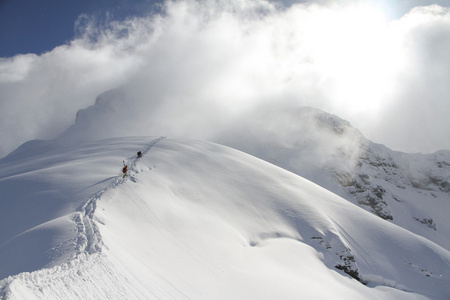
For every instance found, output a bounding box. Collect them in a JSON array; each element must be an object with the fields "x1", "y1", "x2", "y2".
[
  {"x1": 218, "y1": 107, "x2": 450, "y2": 251},
  {"x1": 333, "y1": 144, "x2": 450, "y2": 250},
  {"x1": 60, "y1": 91, "x2": 450, "y2": 250},
  {"x1": 0, "y1": 137, "x2": 155, "y2": 279},
  {"x1": 1, "y1": 137, "x2": 449, "y2": 299},
  {"x1": 96, "y1": 138, "x2": 450, "y2": 299}
]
